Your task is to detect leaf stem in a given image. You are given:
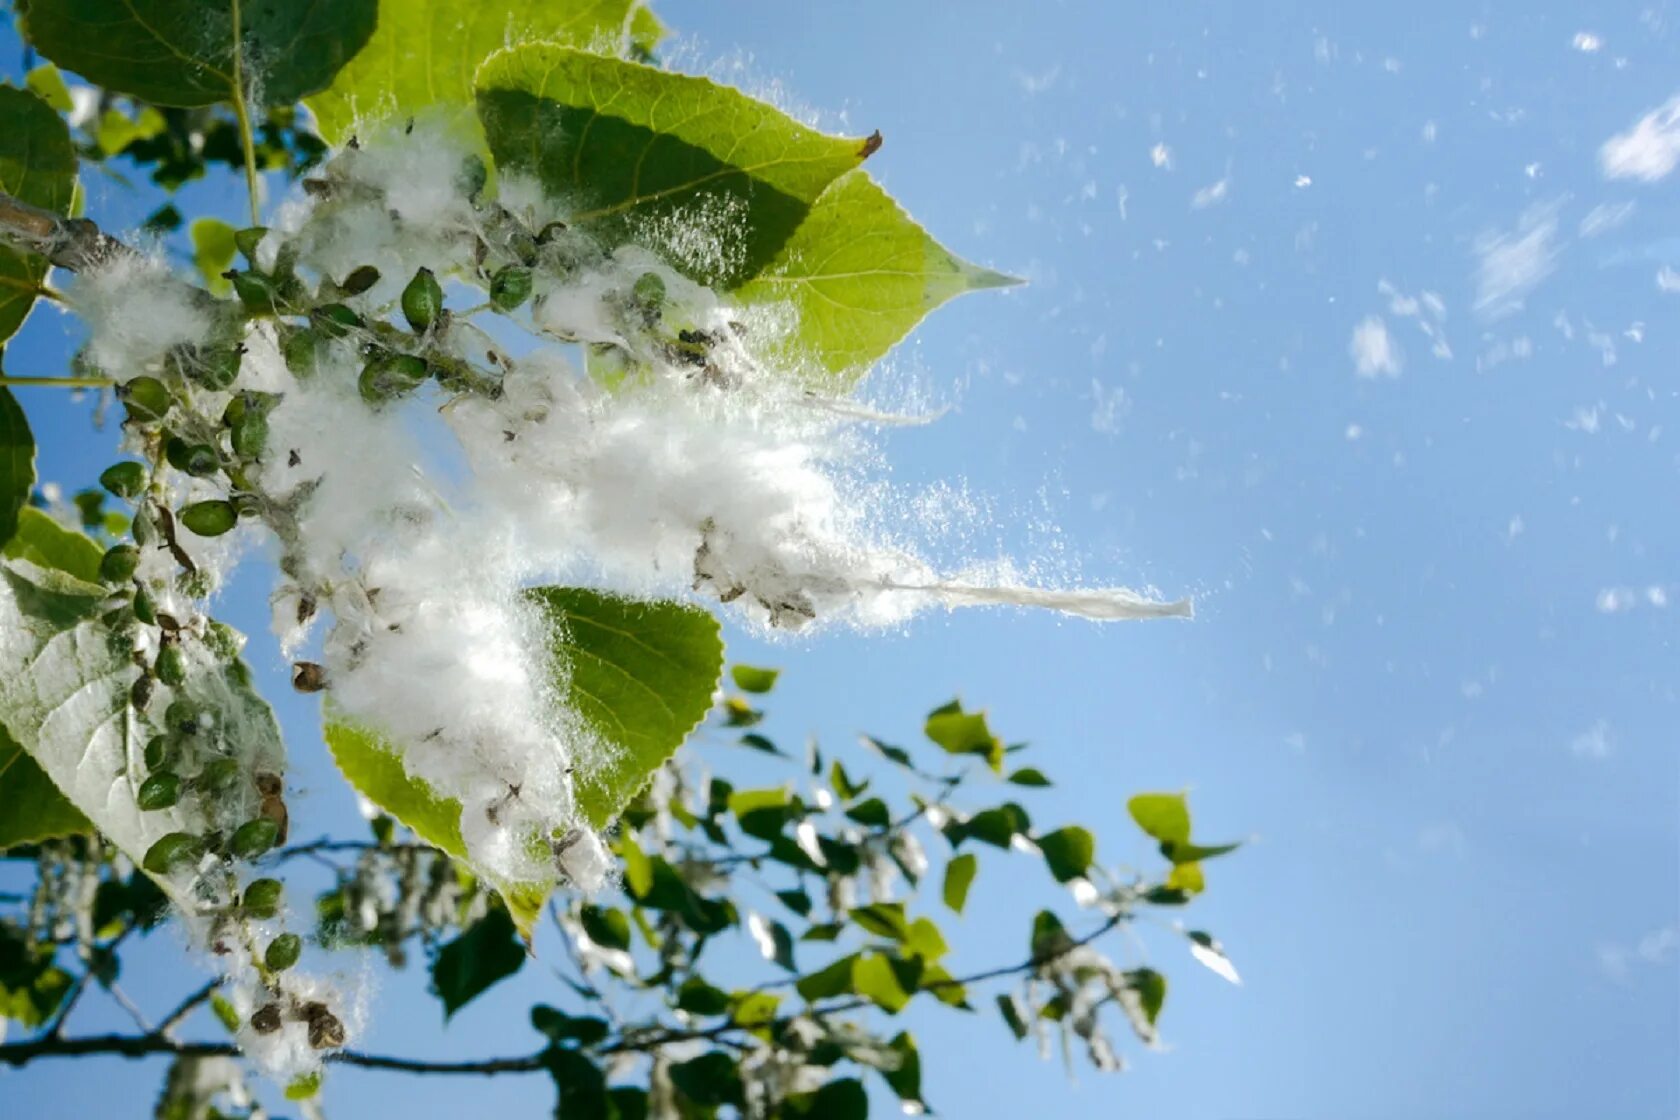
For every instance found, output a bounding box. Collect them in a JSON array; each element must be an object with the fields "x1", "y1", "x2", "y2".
[
  {"x1": 228, "y1": 0, "x2": 262, "y2": 226},
  {"x1": 0, "y1": 375, "x2": 111, "y2": 389}
]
